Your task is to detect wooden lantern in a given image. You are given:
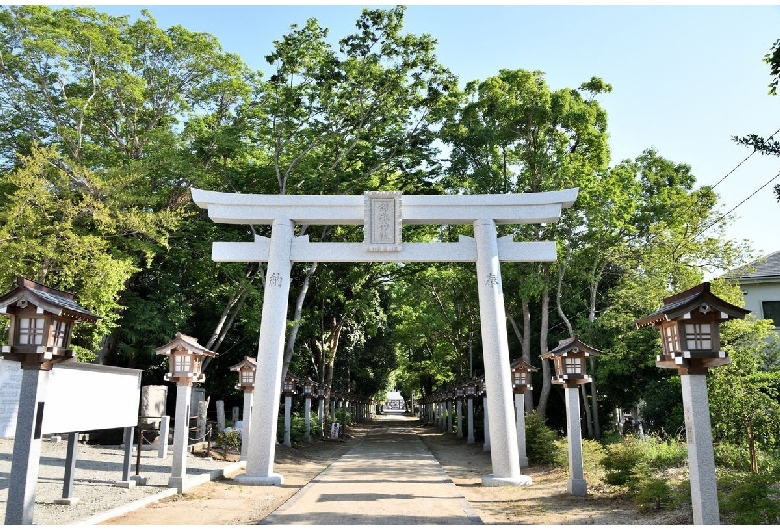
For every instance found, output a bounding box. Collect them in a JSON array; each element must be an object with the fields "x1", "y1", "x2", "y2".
[
  {"x1": 635, "y1": 282, "x2": 749, "y2": 375},
  {"x1": 283, "y1": 373, "x2": 298, "y2": 397},
  {"x1": 510, "y1": 359, "x2": 537, "y2": 393},
  {"x1": 155, "y1": 332, "x2": 215, "y2": 385},
  {"x1": 303, "y1": 379, "x2": 315, "y2": 398},
  {"x1": 455, "y1": 385, "x2": 465, "y2": 399},
  {"x1": 541, "y1": 336, "x2": 601, "y2": 387},
  {"x1": 229, "y1": 356, "x2": 257, "y2": 392},
  {"x1": 0, "y1": 277, "x2": 99, "y2": 370},
  {"x1": 465, "y1": 381, "x2": 477, "y2": 398}
]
